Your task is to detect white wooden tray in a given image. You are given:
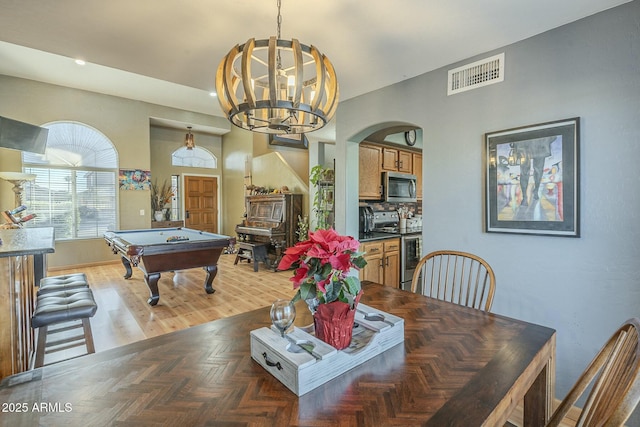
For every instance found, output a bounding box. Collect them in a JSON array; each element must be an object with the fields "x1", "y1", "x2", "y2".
[{"x1": 250, "y1": 303, "x2": 404, "y2": 396}]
